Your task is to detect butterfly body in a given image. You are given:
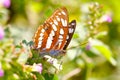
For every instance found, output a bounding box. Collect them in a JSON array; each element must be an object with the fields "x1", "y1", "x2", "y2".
[
  {"x1": 38, "y1": 50, "x2": 66, "y2": 57},
  {"x1": 32, "y1": 7, "x2": 76, "y2": 56}
]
